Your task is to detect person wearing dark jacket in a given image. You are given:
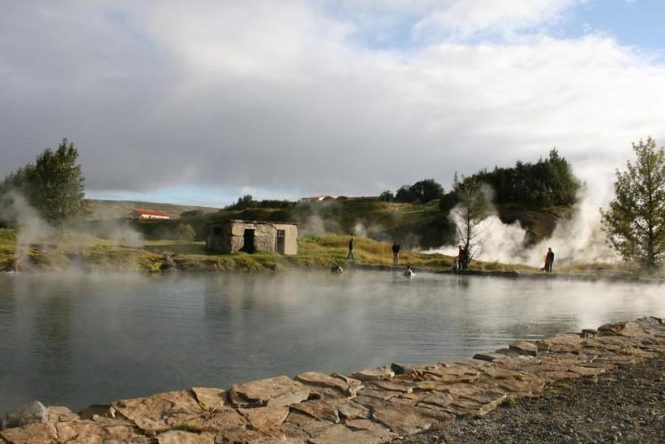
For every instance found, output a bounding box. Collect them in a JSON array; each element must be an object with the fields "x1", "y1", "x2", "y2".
[
  {"x1": 346, "y1": 237, "x2": 355, "y2": 261},
  {"x1": 545, "y1": 247, "x2": 555, "y2": 273},
  {"x1": 392, "y1": 241, "x2": 401, "y2": 266}
]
